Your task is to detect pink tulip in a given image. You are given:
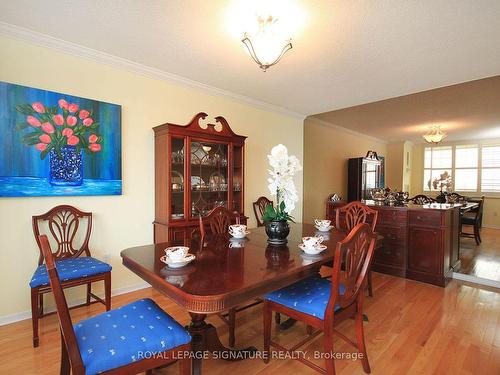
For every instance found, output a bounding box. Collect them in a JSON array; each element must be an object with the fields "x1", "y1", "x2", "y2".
[
  {"x1": 83, "y1": 118, "x2": 93, "y2": 127},
  {"x1": 31, "y1": 102, "x2": 45, "y2": 113},
  {"x1": 67, "y1": 135, "x2": 80, "y2": 146},
  {"x1": 27, "y1": 115, "x2": 41, "y2": 127},
  {"x1": 66, "y1": 116, "x2": 77, "y2": 126},
  {"x1": 58, "y1": 99, "x2": 68, "y2": 110},
  {"x1": 41, "y1": 122, "x2": 55, "y2": 134},
  {"x1": 62, "y1": 128, "x2": 74, "y2": 137},
  {"x1": 52, "y1": 114, "x2": 64, "y2": 126},
  {"x1": 88, "y1": 134, "x2": 98, "y2": 143},
  {"x1": 39, "y1": 134, "x2": 51, "y2": 144},
  {"x1": 68, "y1": 103, "x2": 79, "y2": 113},
  {"x1": 79, "y1": 110, "x2": 90, "y2": 119},
  {"x1": 89, "y1": 143, "x2": 101, "y2": 152},
  {"x1": 35, "y1": 143, "x2": 47, "y2": 151}
]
